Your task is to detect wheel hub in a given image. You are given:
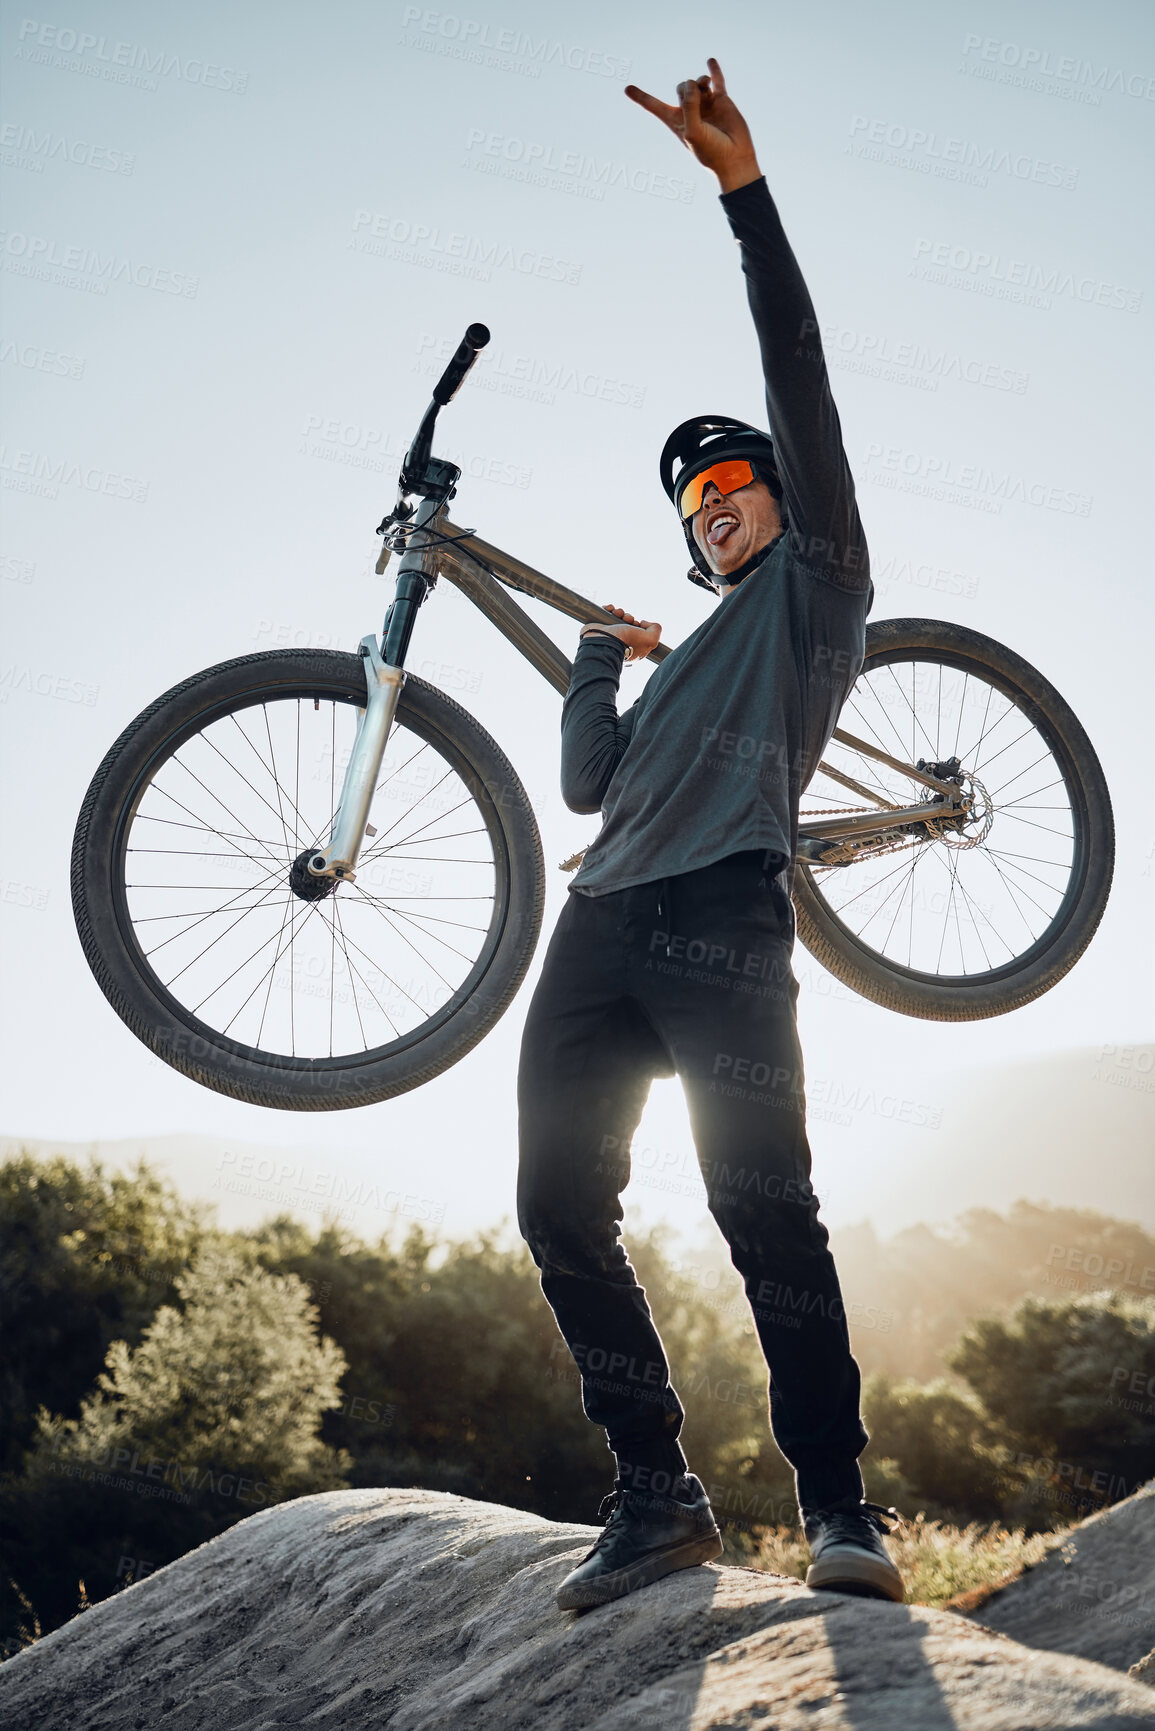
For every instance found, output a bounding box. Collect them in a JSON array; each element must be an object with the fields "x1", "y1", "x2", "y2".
[
  {"x1": 289, "y1": 848, "x2": 339, "y2": 902},
  {"x1": 917, "y1": 766, "x2": 994, "y2": 849}
]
